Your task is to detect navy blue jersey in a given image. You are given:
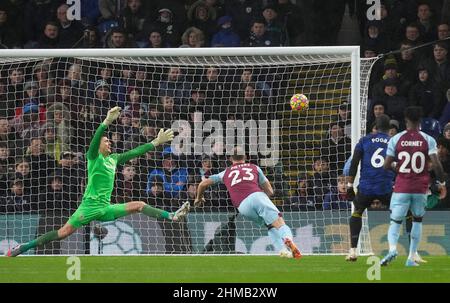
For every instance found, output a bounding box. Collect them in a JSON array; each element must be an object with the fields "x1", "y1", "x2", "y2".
[{"x1": 354, "y1": 132, "x2": 394, "y2": 195}]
